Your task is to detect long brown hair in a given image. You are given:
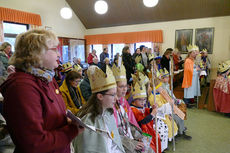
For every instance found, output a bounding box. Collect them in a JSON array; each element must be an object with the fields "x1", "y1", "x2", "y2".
[{"x1": 77, "y1": 90, "x2": 113, "y2": 122}]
